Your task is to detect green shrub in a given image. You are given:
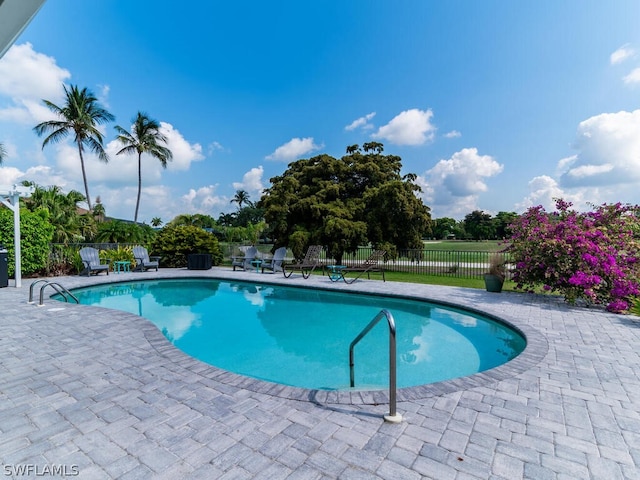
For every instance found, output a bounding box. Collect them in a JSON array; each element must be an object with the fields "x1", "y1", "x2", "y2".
[
  {"x1": 0, "y1": 208, "x2": 54, "y2": 277},
  {"x1": 150, "y1": 225, "x2": 223, "y2": 268},
  {"x1": 99, "y1": 246, "x2": 135, "y2": 271},
  {"x1": 47, "y1": 244, "x2": 81, "y2": 276}
]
